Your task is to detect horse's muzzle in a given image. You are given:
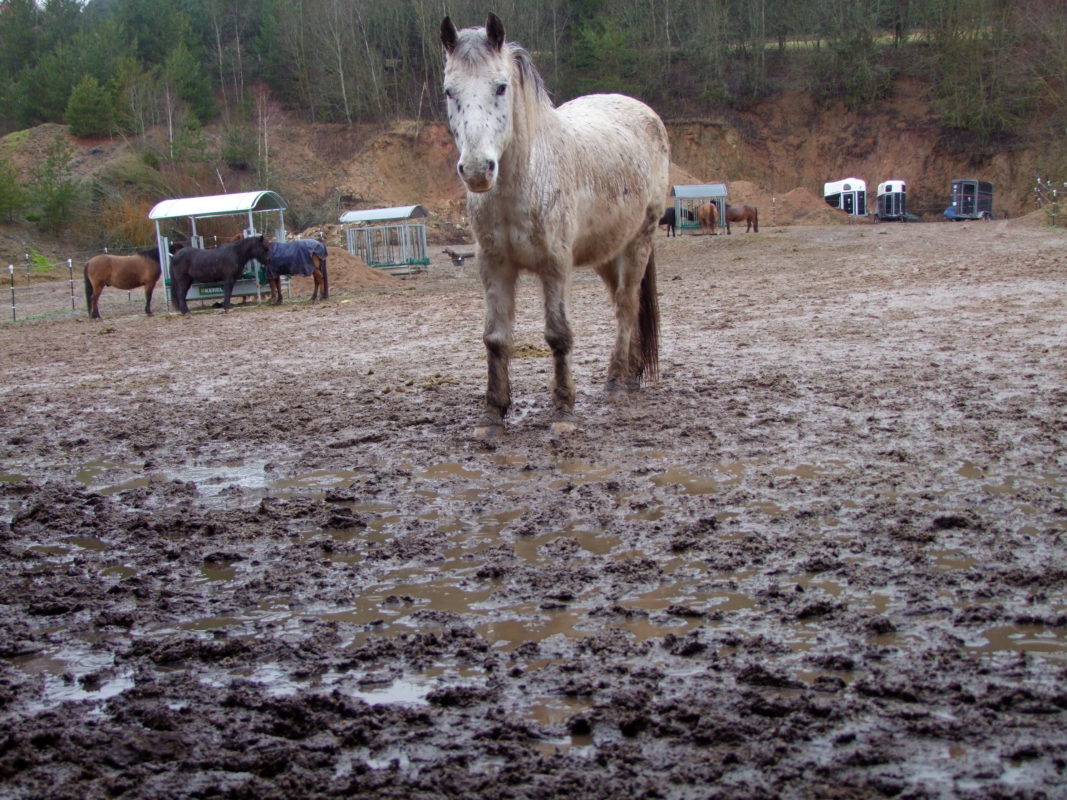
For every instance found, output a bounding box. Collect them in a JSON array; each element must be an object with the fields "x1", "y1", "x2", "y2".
[{"x1": 458, "y1": 158, "x2": 497, "y2": 193}]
